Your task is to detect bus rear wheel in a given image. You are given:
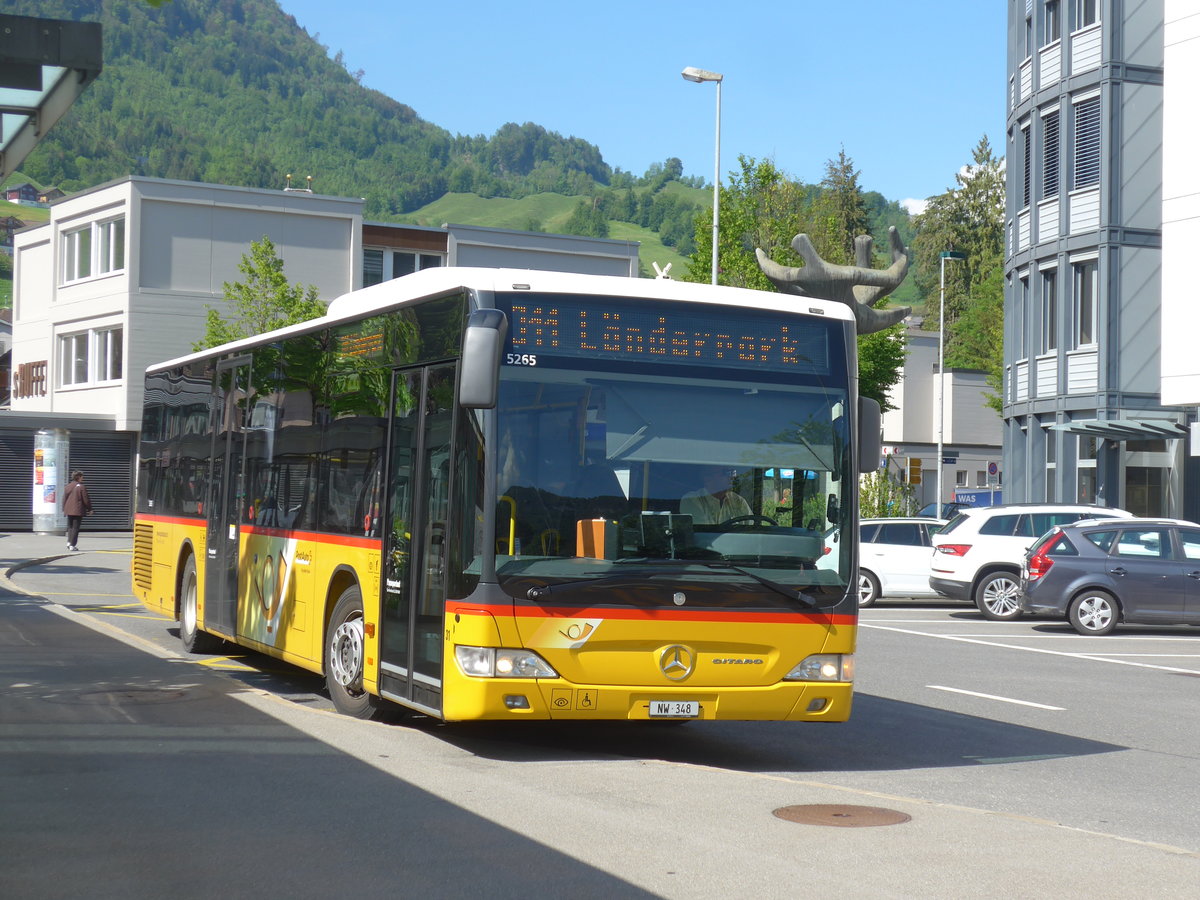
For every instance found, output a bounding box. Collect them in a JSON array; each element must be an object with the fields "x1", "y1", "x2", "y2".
[
  {"x1": 325, "y1": 585, "x2": 380, "y2": 719},
  {"x1": 179, "y1": 555, "x2": 222, "y2": 654}
]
